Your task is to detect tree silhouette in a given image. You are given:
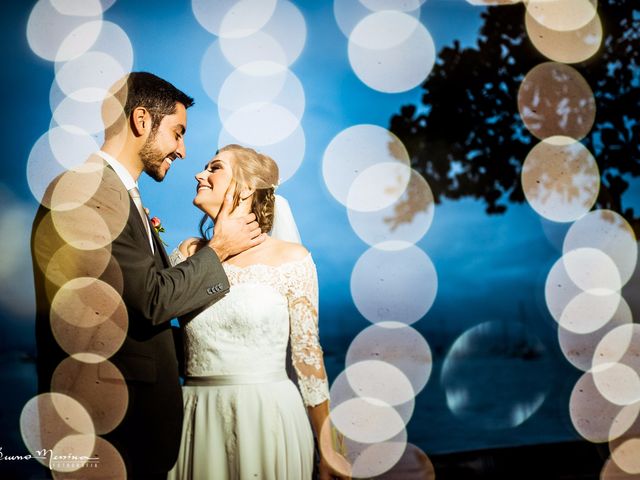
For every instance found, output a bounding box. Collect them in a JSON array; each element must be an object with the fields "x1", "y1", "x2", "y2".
[{"x1": 389, "y1": 1, "x2": 640, "y2": 234}]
